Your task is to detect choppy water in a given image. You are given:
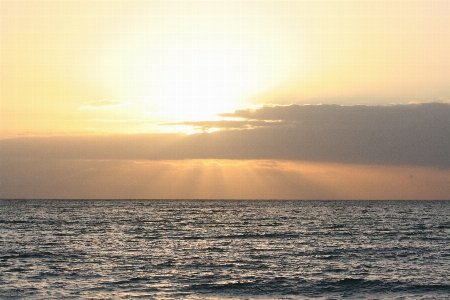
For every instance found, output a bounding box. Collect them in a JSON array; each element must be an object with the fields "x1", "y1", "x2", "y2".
[{"x1": 0, "y1": 200, "x2": 449, "y2": 299}]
